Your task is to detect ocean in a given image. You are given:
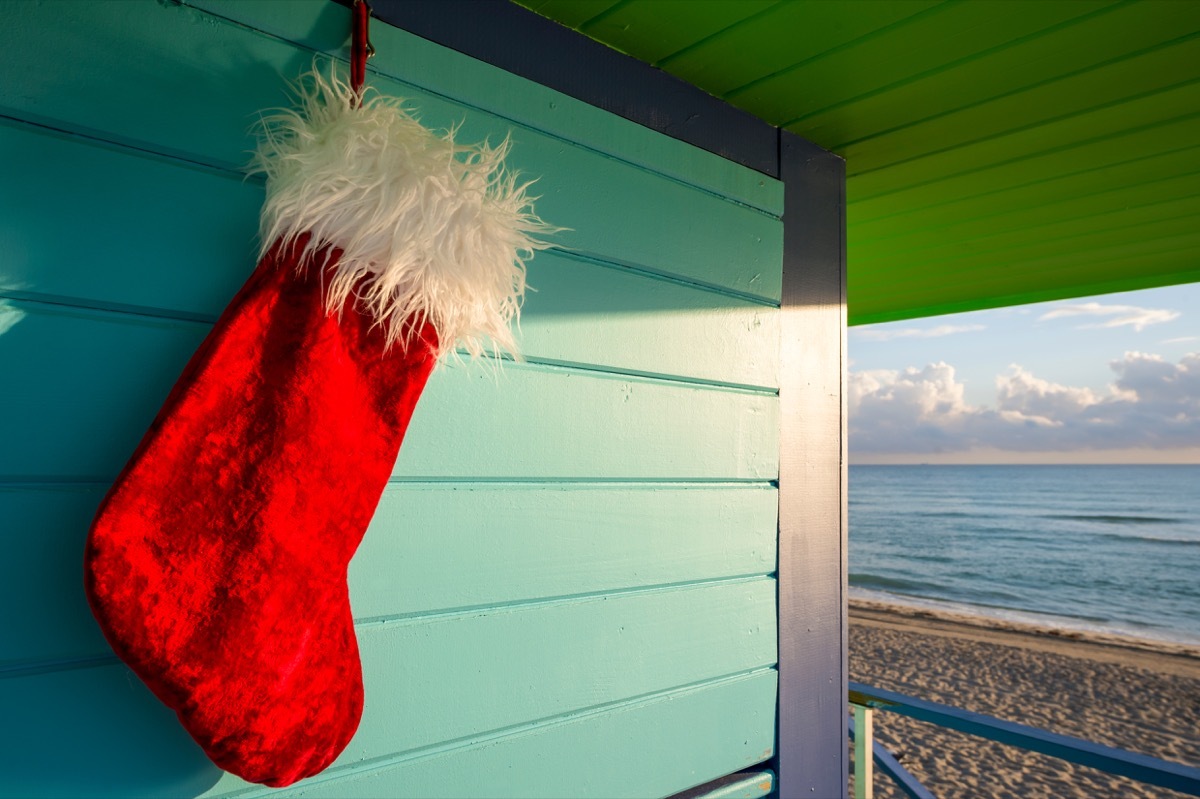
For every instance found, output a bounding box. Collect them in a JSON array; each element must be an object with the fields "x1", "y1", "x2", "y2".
[{"x1": 849, "y1": 464, "x2": 1200, "y2": 645}]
